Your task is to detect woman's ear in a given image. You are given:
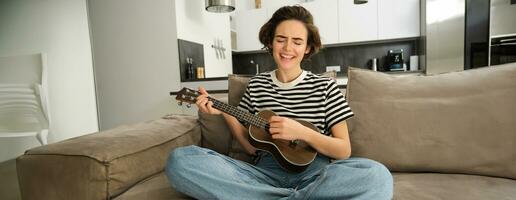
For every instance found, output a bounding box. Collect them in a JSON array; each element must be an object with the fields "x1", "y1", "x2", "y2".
[{"x1": 305, "y1": 46, "x2": 311, "y2": 54}]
